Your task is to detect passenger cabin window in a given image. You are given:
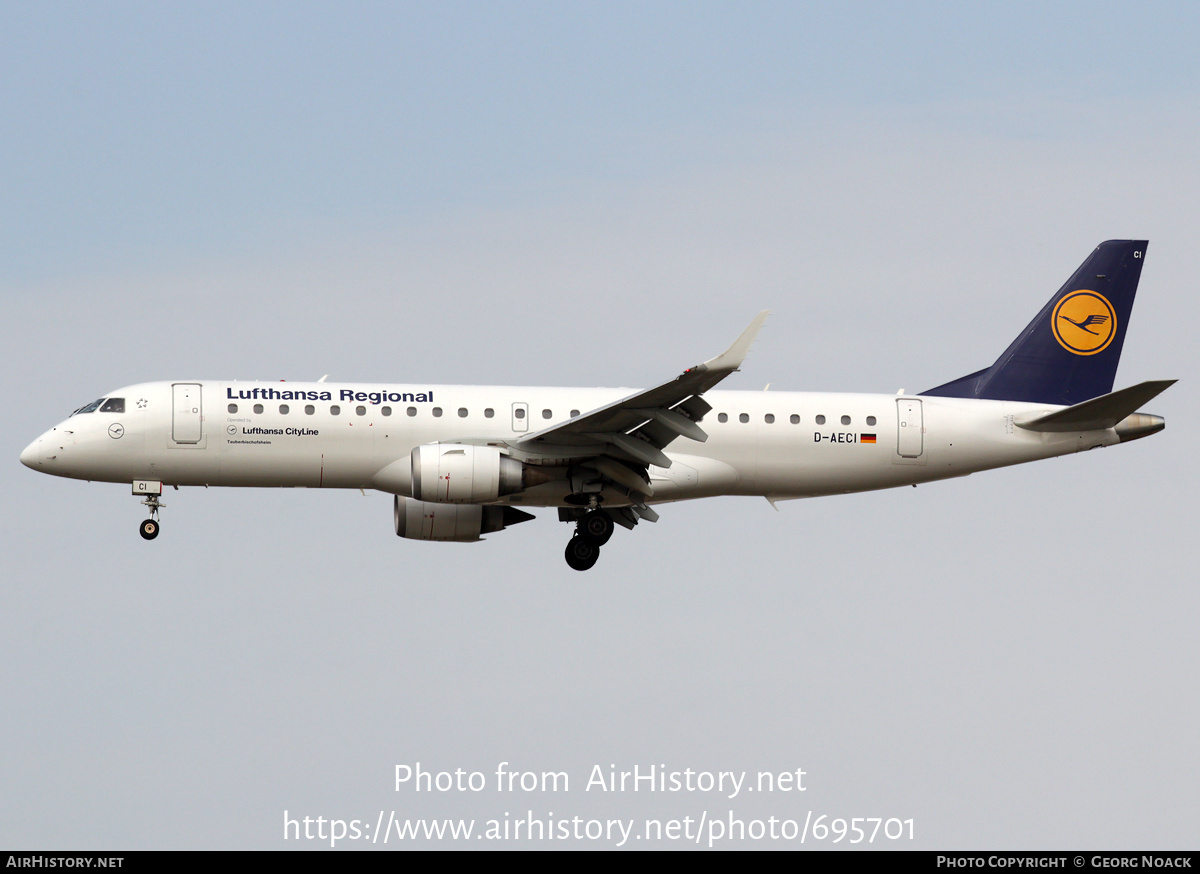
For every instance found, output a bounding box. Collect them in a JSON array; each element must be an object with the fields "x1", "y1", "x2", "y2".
[
  {"x1": 841, "y1": 415, "x2": 851, "y2": 425},
  {"x1": 253, "y1": 404, "x2": 264, "y2": 414},
  {"x1": 458, "y1": 408, "x2": 468, "y2": 418},
  {"x1": 228, "y1": 404, "x2": 238, "y2": 414},
  {"x1": 514, "y1": 408, "x2": 525, "y2": 420},
  {"x1": 280, "y1": 404, "x2": 289, "y2": 414},
  {"x1": 100, "y1": 398, "x2": 125, "y2": 413},
  {"x1": 739, "y1": 413, "x2": 749, "y2": 423},
  {"x1": 433, "y1": 407, "x2": 443, "y2": 417},
  {"x1": 331, "y1": 405, "x2": 341, "y2": 416},
  {"x1": 305, "y1": 405, "x2": 315, "y2": 415},
  {"x1": 790, "y1": 414, "x2": 800, "y2": 424},
  {"x1": 717, "y1": 413, "x2": 728, "y2": 423},
  {"x1": 382, "y1": 406, "x2": 392, "y2": 416},
  {"x1": 484, "y1": 408, "x2": 495, "y2": 418},
  {"x1": 356, "y1": 406, "x2": 366, "y2": 416},
  {"x1": 570, "y1": 410, "x2": 580, "y2": 417},
  {"x1": 816, "y1": 415, "x2": 826, "y2": 425},
  {"x1": 867, "y1": 416, "x2": 877, "y2": 426},
  {"x1": 764, "y1": 413, "x2": 775, "y2": 424},
  {"x1": 407, "y1": 407, "x2": 417, "y2": 417},
  {"x1": 542, "y1": 409, "x2": 552, "y2": 419}
]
